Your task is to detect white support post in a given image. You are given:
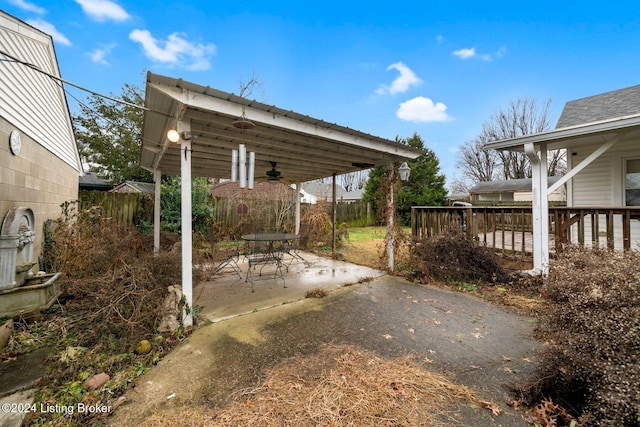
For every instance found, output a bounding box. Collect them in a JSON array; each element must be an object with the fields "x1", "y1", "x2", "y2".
[
  {"x1": 525, "y1": 142, "x2": 549, "y2": 275},
  {"x1": 295, "y1": 182, "x2": 301, "y2": 235},
  {"x1": 180, "y1": 137, "x2": 193, "y2": 327},
  {"x1": 153, "y1": 169, "x2": 161, "y2": 256},
  {"x1": 332, "y1": 174, "x2": 337, "y2": 258},
  {"x1": 386, "y1": 162, "x2": 395, "y2": 272}
]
